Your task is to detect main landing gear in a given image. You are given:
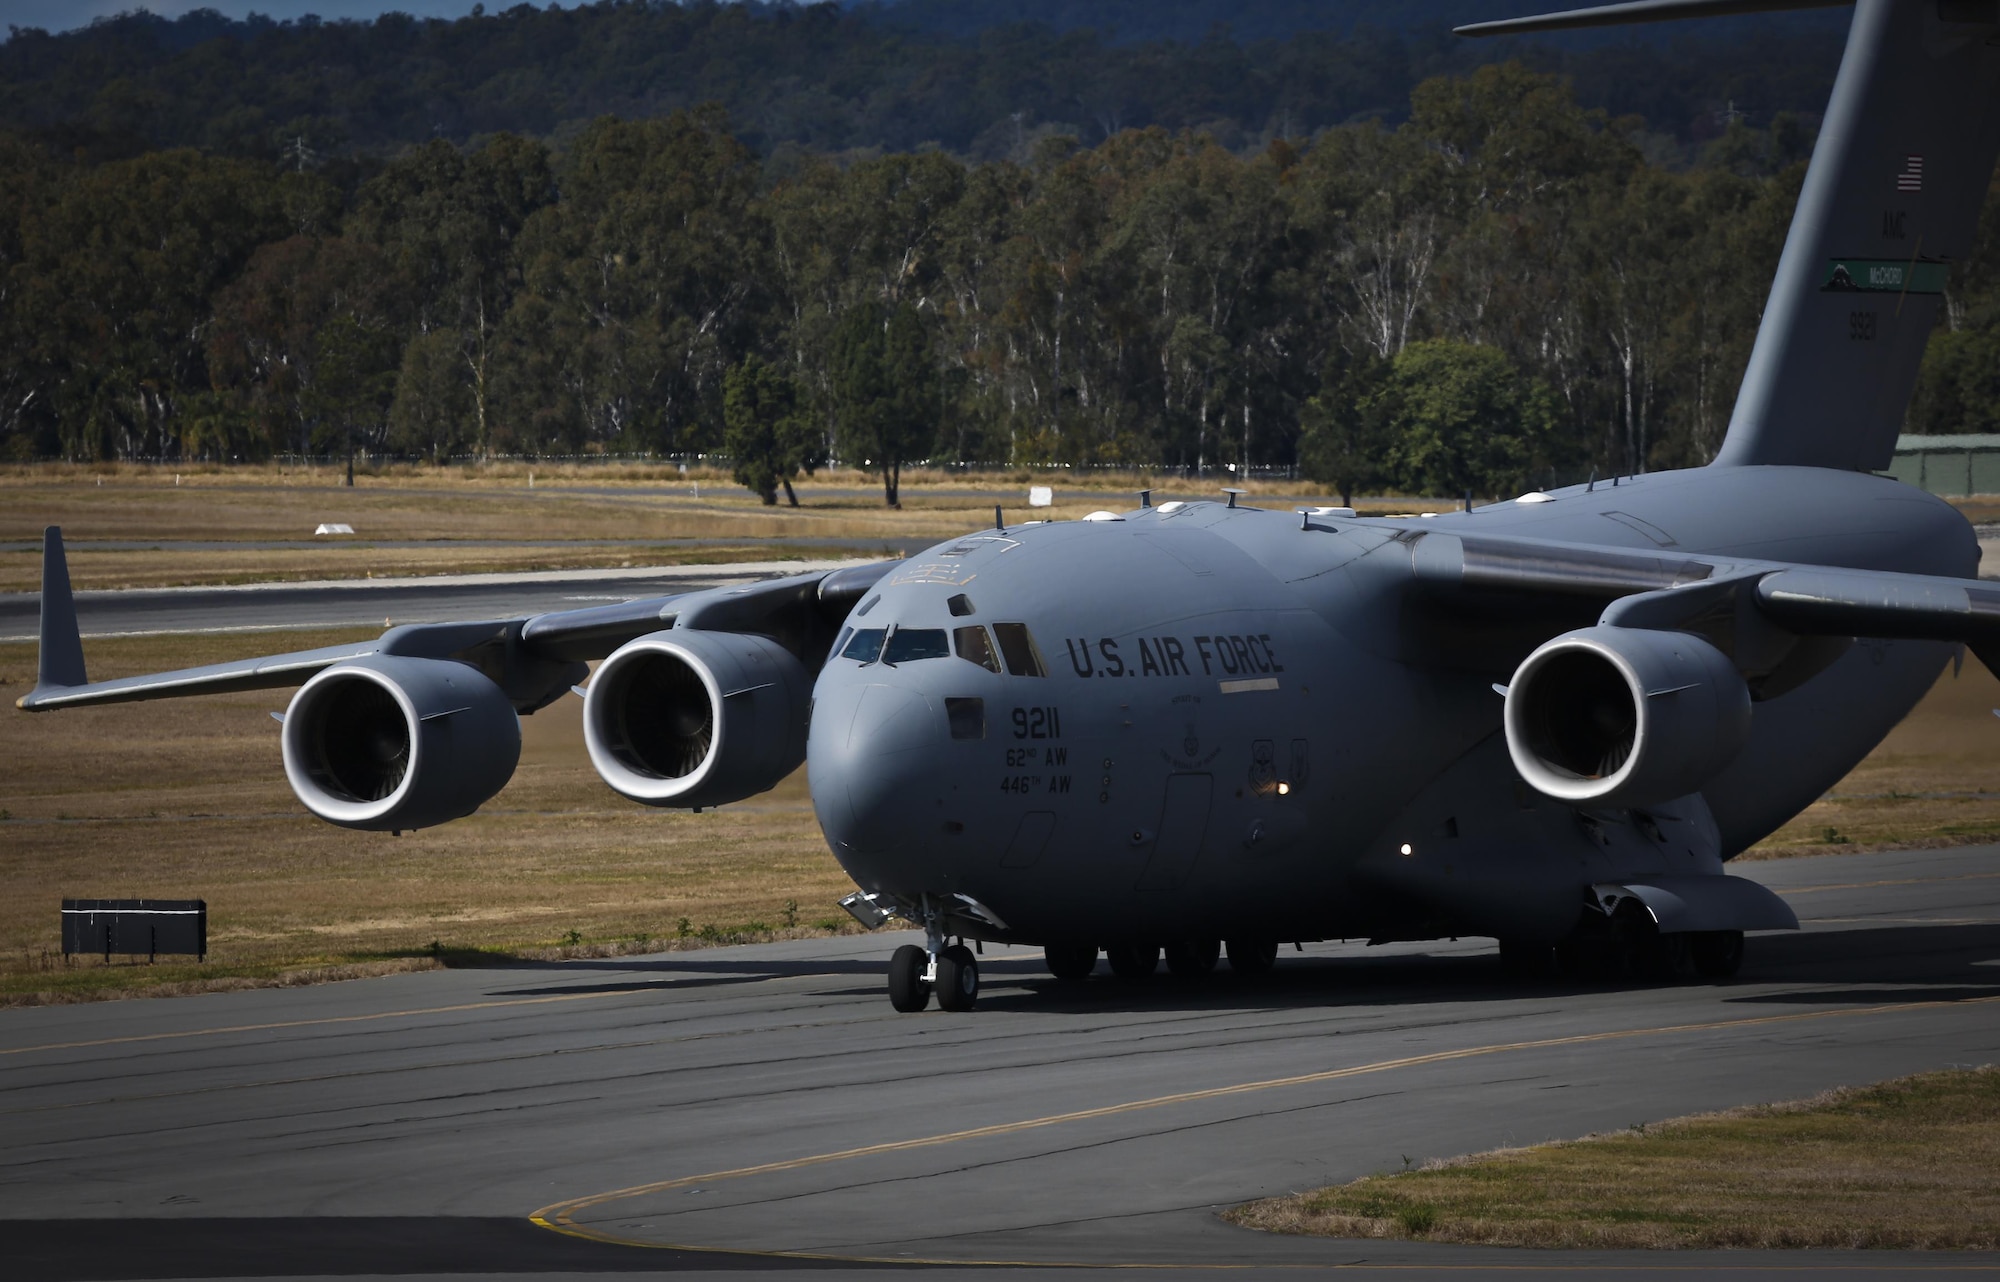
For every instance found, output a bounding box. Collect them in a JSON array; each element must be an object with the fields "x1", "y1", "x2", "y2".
[
  {"x1": 1535, "y1": 913, "x2": 1745, "y2": 983},
  {"x1": 885, "y1": 895, "x2": 979, "y2": 1013}
]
